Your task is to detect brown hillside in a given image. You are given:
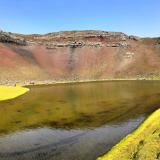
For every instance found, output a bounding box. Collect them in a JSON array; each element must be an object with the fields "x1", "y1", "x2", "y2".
[{"x1": 0, "y1": 30, "x2": 160, "y2": 85}]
